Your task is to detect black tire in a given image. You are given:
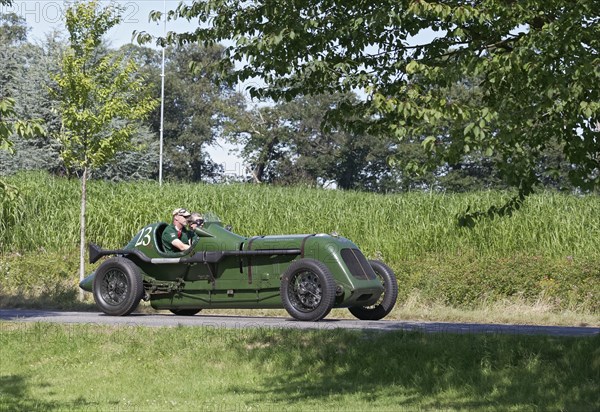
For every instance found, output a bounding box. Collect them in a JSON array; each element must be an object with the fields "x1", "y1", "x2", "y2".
[
  {"x1": 170, "y1": 309, "x2": 202, "y2": 316},
  {"x1": 280, "y1": 258, "x2": 336, "y2": 321},
  {"x1": 93, "y1": 257, "x2": 144, "y2": 316},
  {"x1": 349, "y1": 260, "x2": 398, "y2": 321}
]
